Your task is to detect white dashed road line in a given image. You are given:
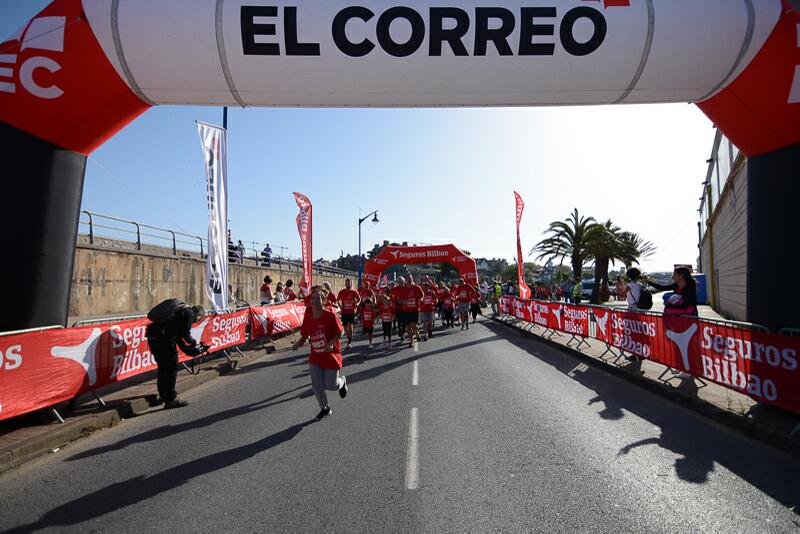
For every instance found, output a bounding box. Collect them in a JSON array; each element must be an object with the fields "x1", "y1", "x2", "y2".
[
  {"x1": 405, "y1": 407, "x2": 419, "y2": 490},
  {"x1": 412, "y1": 360, "x2": 419, "y2": 386}
]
